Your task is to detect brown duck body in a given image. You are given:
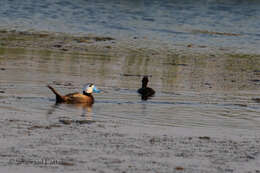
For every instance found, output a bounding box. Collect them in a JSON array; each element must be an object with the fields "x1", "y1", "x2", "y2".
[{"x1": 48, "y1": 85, "x2": 94, "y2": 104}]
